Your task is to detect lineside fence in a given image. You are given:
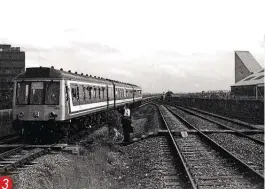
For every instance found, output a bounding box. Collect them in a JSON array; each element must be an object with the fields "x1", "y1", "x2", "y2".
[{"x1": 168, "y1": 97, "x2": 264, "y2": 125}]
